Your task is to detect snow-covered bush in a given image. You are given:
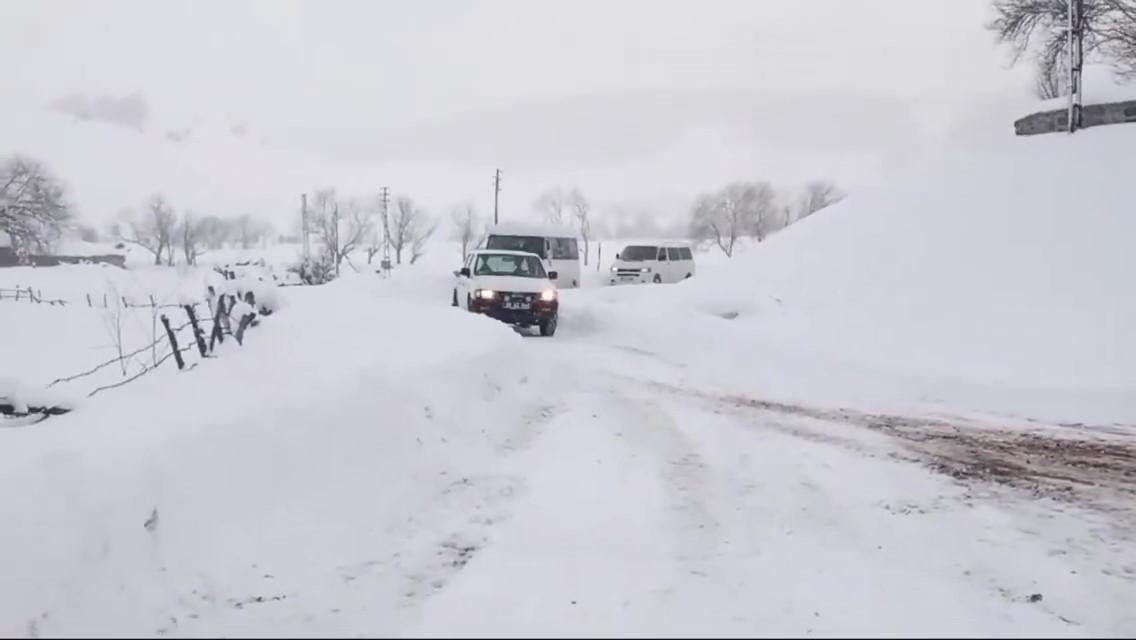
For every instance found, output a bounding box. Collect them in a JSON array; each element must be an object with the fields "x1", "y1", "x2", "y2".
[{"x1": 287, "y1": 254, "x2": 336, "y2": 285}]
